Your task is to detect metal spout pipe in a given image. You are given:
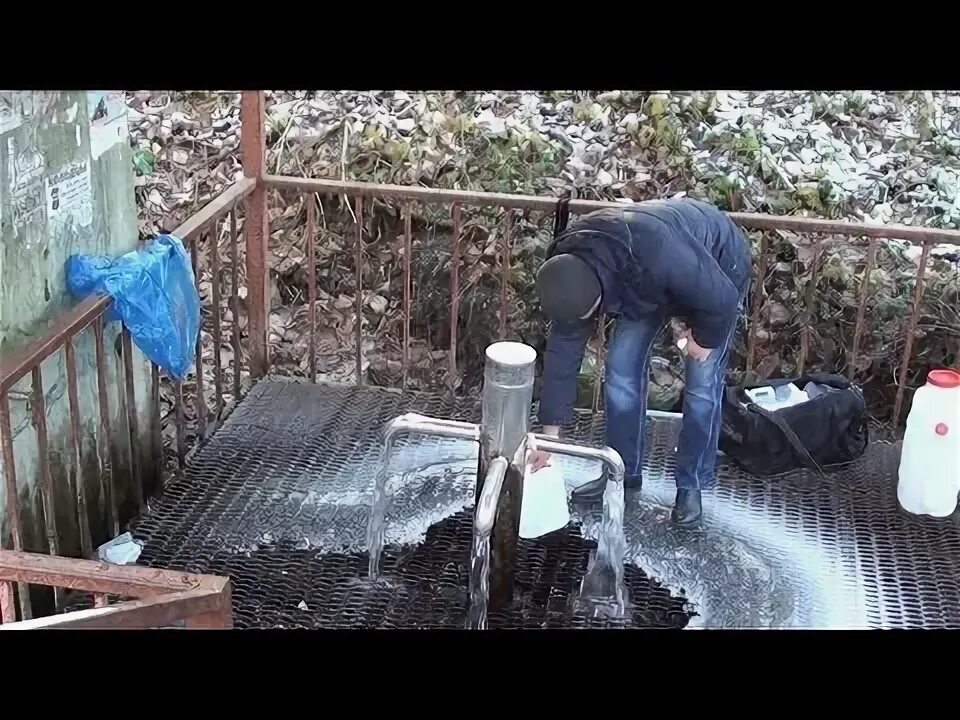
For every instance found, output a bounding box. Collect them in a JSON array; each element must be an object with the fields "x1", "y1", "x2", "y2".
[
  {"x1": 475, "y1": 457, "x2": 509, "y2": 538},
  {"x1": 530, "y1": 435, "x2": 626, "y2": 481},
  {"x1": 372, "y1": 343, "x2": 627, "y2": 619},
  {"x1": 382, "y1": 412, "x2": 481, "y2": 445},
  {"x1": 479, "y1": 342, "x2": 536, "y2": 482},
  {"x1": 391, "y1": 413, "x2": 477, "y2": 432},
  {"x1": 368, "y1": 412, "x2": 481, "y2": 581}
]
